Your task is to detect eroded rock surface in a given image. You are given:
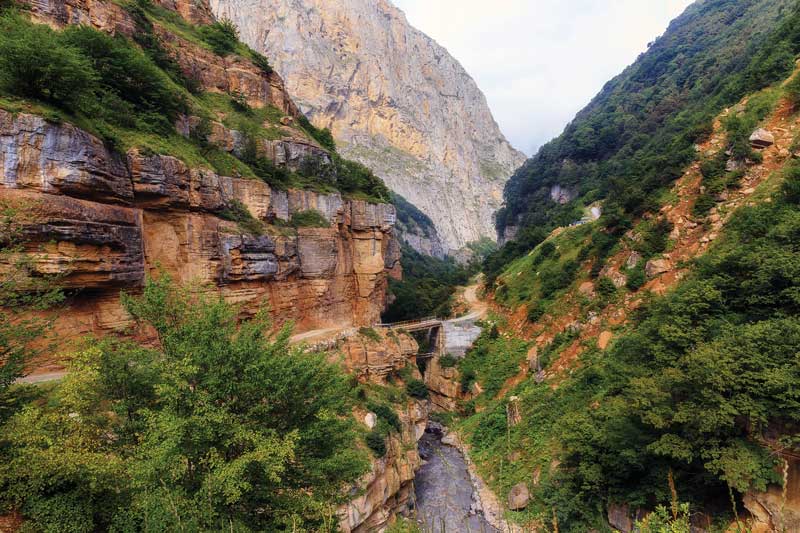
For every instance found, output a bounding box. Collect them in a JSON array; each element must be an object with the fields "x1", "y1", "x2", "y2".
[
  {"x1": 210, "y1": 0, "x2": 526, "y2": 252},
  {"x1": 1, "y1": 111, "x2": 399, "y2": 354}
]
